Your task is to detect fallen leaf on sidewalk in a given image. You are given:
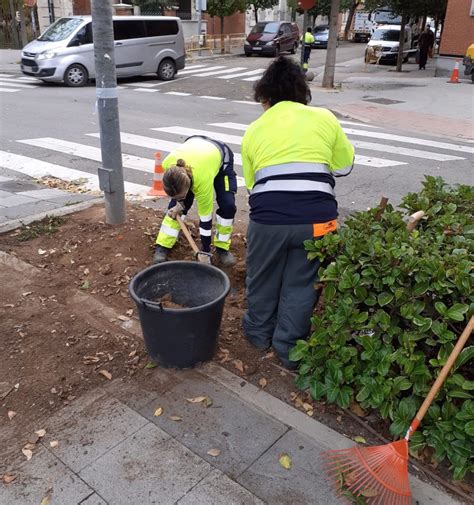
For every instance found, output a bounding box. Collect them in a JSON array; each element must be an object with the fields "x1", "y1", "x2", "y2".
[
  {"x1": 144, "y1": 362, "x2": 157, "y2": 369},
  {"x1": 40, "y1": 489, "x2": 53, "y2": 505},
  {"x1": 170, "y1": 415, "x2": 182, "y2": 421},
  {"x1": 98, "y1": 370, "x2": 112, "y2": 380},
  {"x1": 353, "y1": 436, "x2": 366, "y2": 444},
  {"x1": 7, "y1": 410, "x2": 16, "y2": 420},
  {"x1": 35, "y1": 429, "x2": 46, "y2": 438},
  {"x1": 259, "y1": 378, "x2": 268, "y2": 388},
  {"x1": 205, "y1": 396, "x2": 213, "y2": 408},
  {"x1": 22, "y1": 448, "x2": 33, "y2": 461},
  {"x1": 23, "y1": 443, "x2": 36, "y2": 451},
  {"x1": 279, "y1": 453, "x2": 292, "y2": 470},
  {"x1": 2, "y1": 474, "x2": 16, "y2": 484},
  {"x1": 186, "y1": 396, "x2": 207, "y2": 404},
  {"x1": 50, "y1": 441, "x2": 59, "y2": 448},
  {"x1": 154, "y1": 407, "x2": 163, "y2": 417},
  {"x1": 350, "y1": 402, "x2": 366, "y2": 417},
  {"x1": 207, "y1": 448, "x2": 221, "y2": 457},
  {"x1": 233, "y1": 359, "x2": 244, "y2": 372}
]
